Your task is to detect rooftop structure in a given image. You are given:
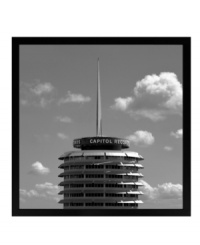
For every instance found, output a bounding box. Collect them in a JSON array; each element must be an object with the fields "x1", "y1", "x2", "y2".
[{"x1": 58, "y1": 59, "x2": 144, "y2": 209}]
